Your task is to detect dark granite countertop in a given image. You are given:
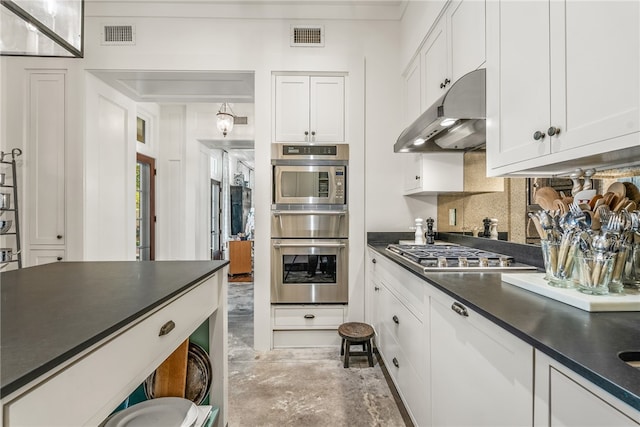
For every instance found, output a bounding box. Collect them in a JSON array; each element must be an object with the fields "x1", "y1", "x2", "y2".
[
  {"x1": 368, "y1": 235, "x2": 640, "y2": 412},
  {"x1": 0, "y1": 260, "x2": 228, "y2": 398}
]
